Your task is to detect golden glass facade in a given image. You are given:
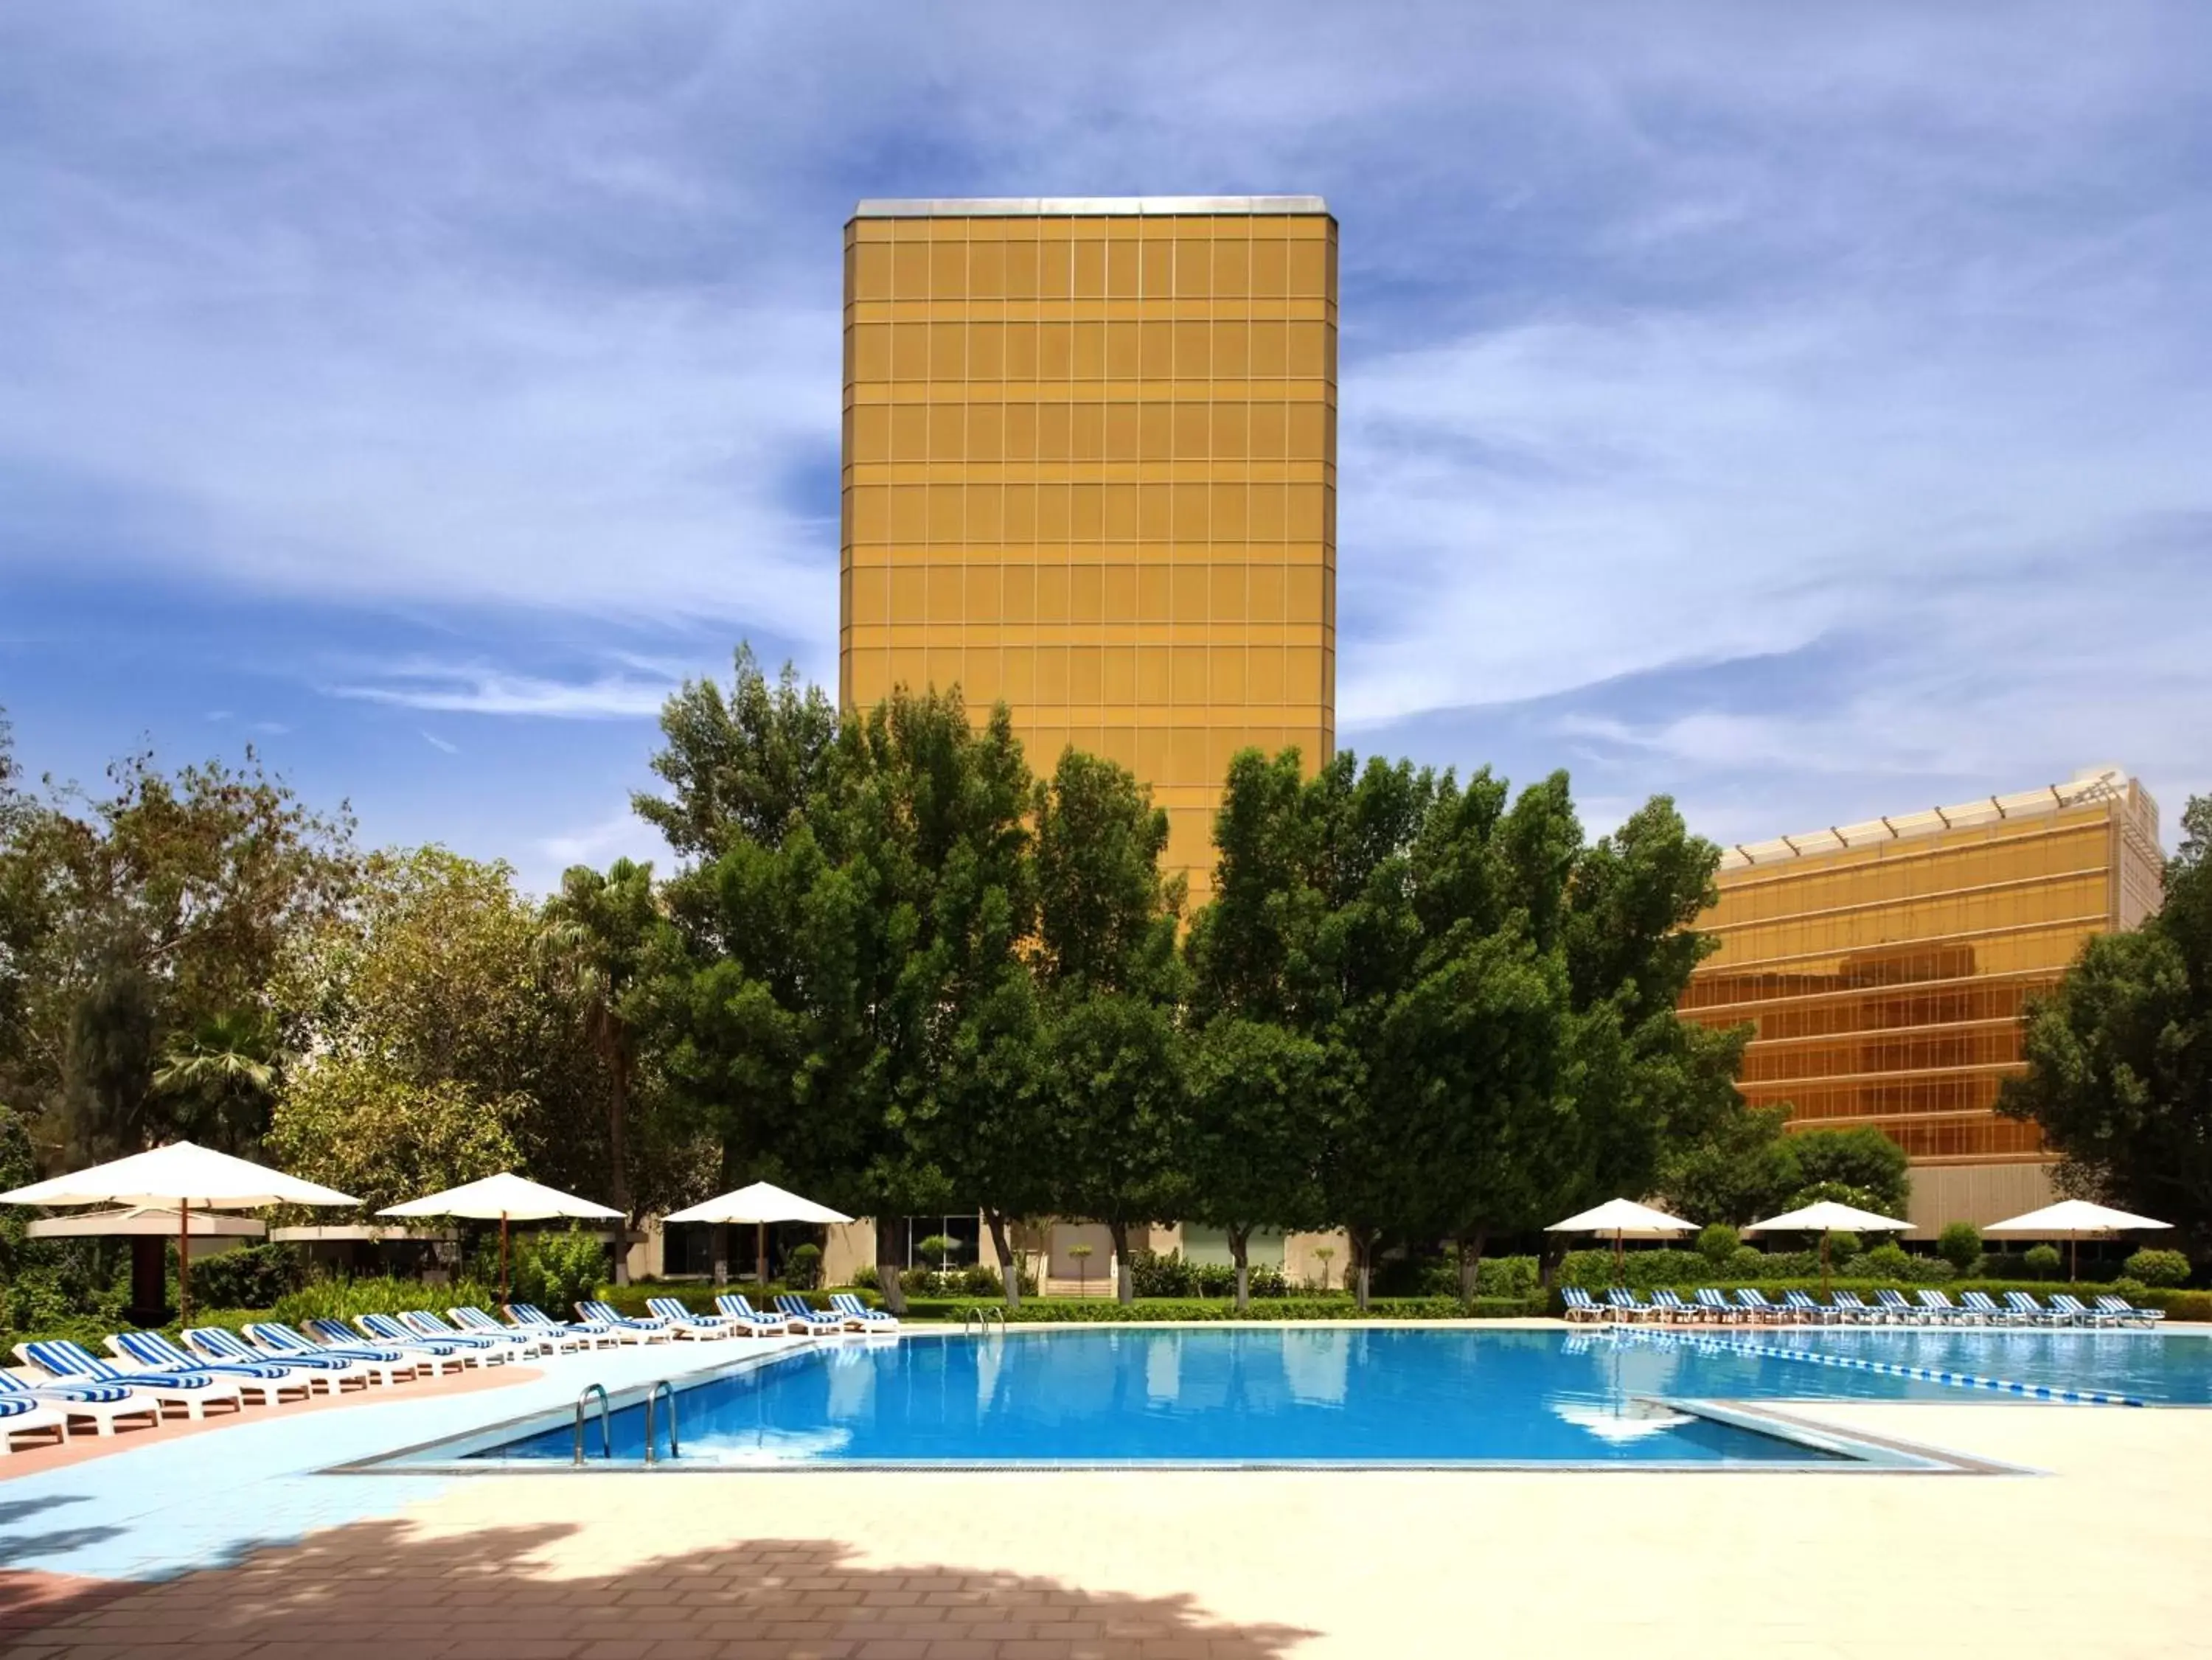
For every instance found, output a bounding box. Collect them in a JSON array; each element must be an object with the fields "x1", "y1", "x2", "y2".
[
  {"x1": 1681, "y1": 769, "x2": 2163, "y2": 1167},
  {"x1": 839, "y1": 196, "x2": 1338, "y2": 896}
]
